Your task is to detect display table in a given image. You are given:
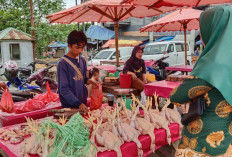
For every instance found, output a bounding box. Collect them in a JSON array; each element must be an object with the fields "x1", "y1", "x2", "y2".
[
  {"x1": 0, "y1": 102, "x2": 61, "y2": 127},
  {"x1": 88, "y1": 65, "x2": 118, "y2": 73},
  {"x1": 165, "y1": 65, "x2": 193, "y2": 72},
  {"x1": 0, "y1": 122, "x2": 180, "y2": 157},
  {"x1": 144, "y1": 81, "x2": 182, "y2": 97},
  {"x1": 102, "y1": 85, "x2": 139, "y2": 98},
  {"x1": 100, "y1": 60, "x2": 125, "y2": 66}
]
